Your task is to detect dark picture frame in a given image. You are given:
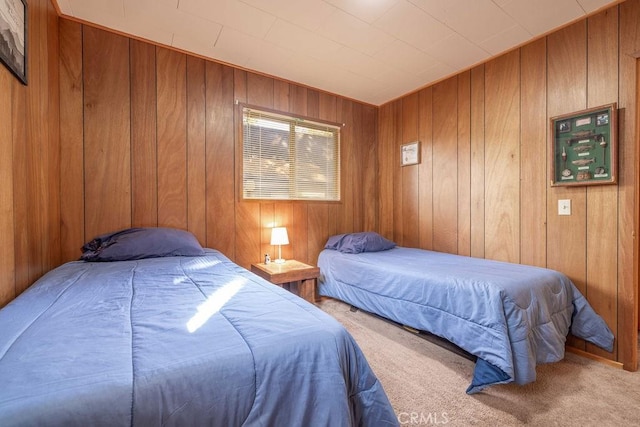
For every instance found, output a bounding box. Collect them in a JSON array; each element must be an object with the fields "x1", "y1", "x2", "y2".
[
  {"x1": 549, "y1": 103, "x2": 617, "y2": 187},
  {"x1": 0, "y1": 0, "x2": 27, "y2": 85}
]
